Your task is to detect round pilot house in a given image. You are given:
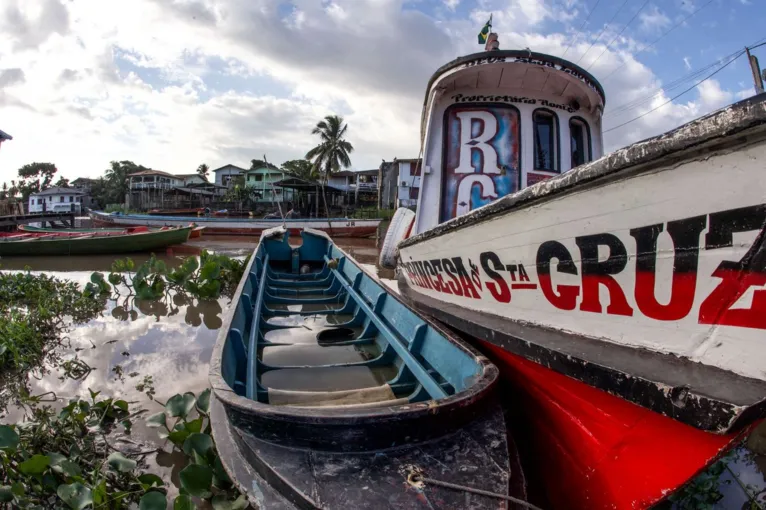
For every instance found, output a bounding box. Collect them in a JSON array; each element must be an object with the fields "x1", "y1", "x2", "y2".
[{"x1": 412, "y1": 48, "x2": 606, "y2": 235}]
